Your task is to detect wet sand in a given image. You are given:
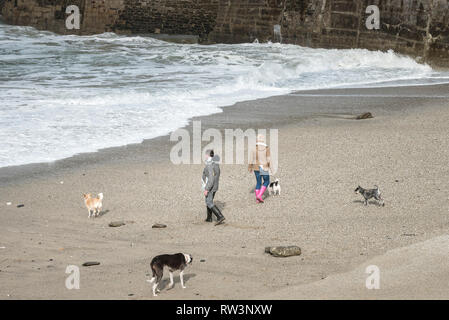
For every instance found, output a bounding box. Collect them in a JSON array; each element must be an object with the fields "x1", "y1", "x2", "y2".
[{"x1": 1, "y1": 84, "x2": 449, "y2": 299}]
